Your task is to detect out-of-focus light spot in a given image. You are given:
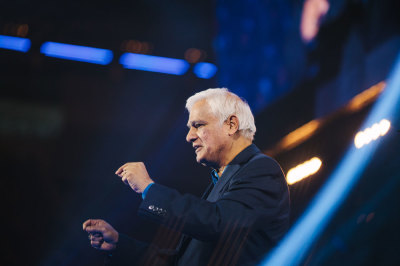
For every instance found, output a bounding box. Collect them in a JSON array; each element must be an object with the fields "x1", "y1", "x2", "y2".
[
  {"x1": 121, "y1": 40, "x2": 153, "y2": 54},
  {"x1": 287, "y1": 157, "x2": 322, "y2": 185},
  {"x1": 184, "y1": 48, "x2": 203, "y2": 63},
  {"x1": 40, "y1": 42, "x2": 113, "y2": 65},
  {"x1": 280, "y1": 120, "x2": 320, "y2": 151},
  {"x1": 265, "y1": 120, "x2": 321, "y2": 157},
  {"x1": 347, "y1": 82, "x2": 385, "y2": 112},
  {"x1": 366, "y1": 212, "x2": 375, "y2": 223},
  {"x1": 300, "y1": 0, "x2": 330, "y2": 43},
  {"x1": 16, "y1": 24, "x2": 29, "y2": 37},
  {"x1": 354, "y1": 119, "x2": 391, "y2": 149},
  {"x1": 193, "y1": 62, "x2": 217, "y2": 79},
  {"x1": 265, "y1": 81, "x2": 385, "y2": 157},
  {"x1": 0, "y1": 35, "x2": 31, "y2": 52},
  {"x1": 3, "y1": 23, "x2": 29, "y2": 37},
  {"x1": 120, "y1": 53, "x2": 189, "y2": 75},
  {"x1": 261, "y1": 51, "x2": 400, "y2": 266},
  {"x1": 127, "y1": 40, "x2": 140, "y2": 52}
]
